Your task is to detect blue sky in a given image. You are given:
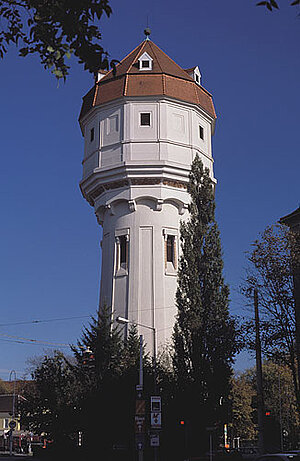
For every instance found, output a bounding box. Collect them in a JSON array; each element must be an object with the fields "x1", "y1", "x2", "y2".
[{"x1": 0, "y1": 0, "x2": 299, "y2": 379}]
